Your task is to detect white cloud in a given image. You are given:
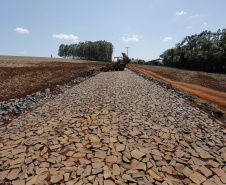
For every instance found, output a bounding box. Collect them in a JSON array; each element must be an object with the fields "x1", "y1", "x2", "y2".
[
  {"x1": 203, "y1": 23, "x2": 208, "y2": 26},
  {"x1": 187, "y1": 26, "x2": 192, "y2": 29},
  {"x1": 15, "y1": 27, "x2": 29, "y2": 34},
  {"x1": 189, "y1": 14, "x2": 198, "y2": 19},
  {"x1": 176, "y1": 11, "x2": 187, "y2": 16},
  {"x1": 19, "y1": 51, "x2": 26, "y2": 55},
  {"x1": 163, "y1": 37, "x2": 173, "y2": 42},
  {"x1": 122, "y1": 34, "x2": 139, "y2": 42},
  {"x1": 52, "y1": 33, "x2": 79, "y2": 42}
]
